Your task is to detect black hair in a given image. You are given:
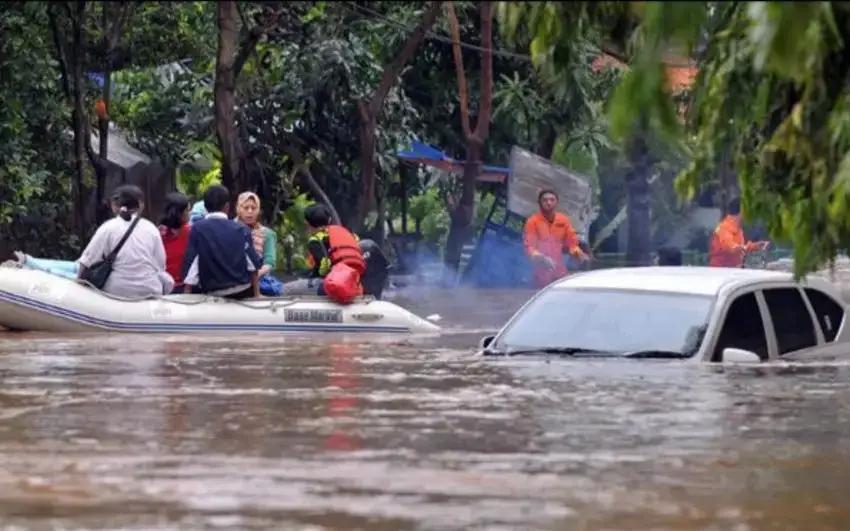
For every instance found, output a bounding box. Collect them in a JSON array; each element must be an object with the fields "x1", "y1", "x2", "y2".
[
  {"x1": 111, "y1": 185, "x2": 144, "y2": 221},
  {"x1": 538, "y1": 189, "x2": 558, "y2": 204},
  {"x1": 204, "y1": 185, "x2": 230, "y2": 213},
  {"x1": 657, "y1": 246, "x2": 683, "y2": 266},
  {"x1": 727, "y1": 197, "x2": 741, "y2": 216},
  {"x1": 159, "y1": 192, "x2": 190, "y2": 229},
  {"x1": 304, "y1": 204, "x2": 332, "y2": 228}
]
